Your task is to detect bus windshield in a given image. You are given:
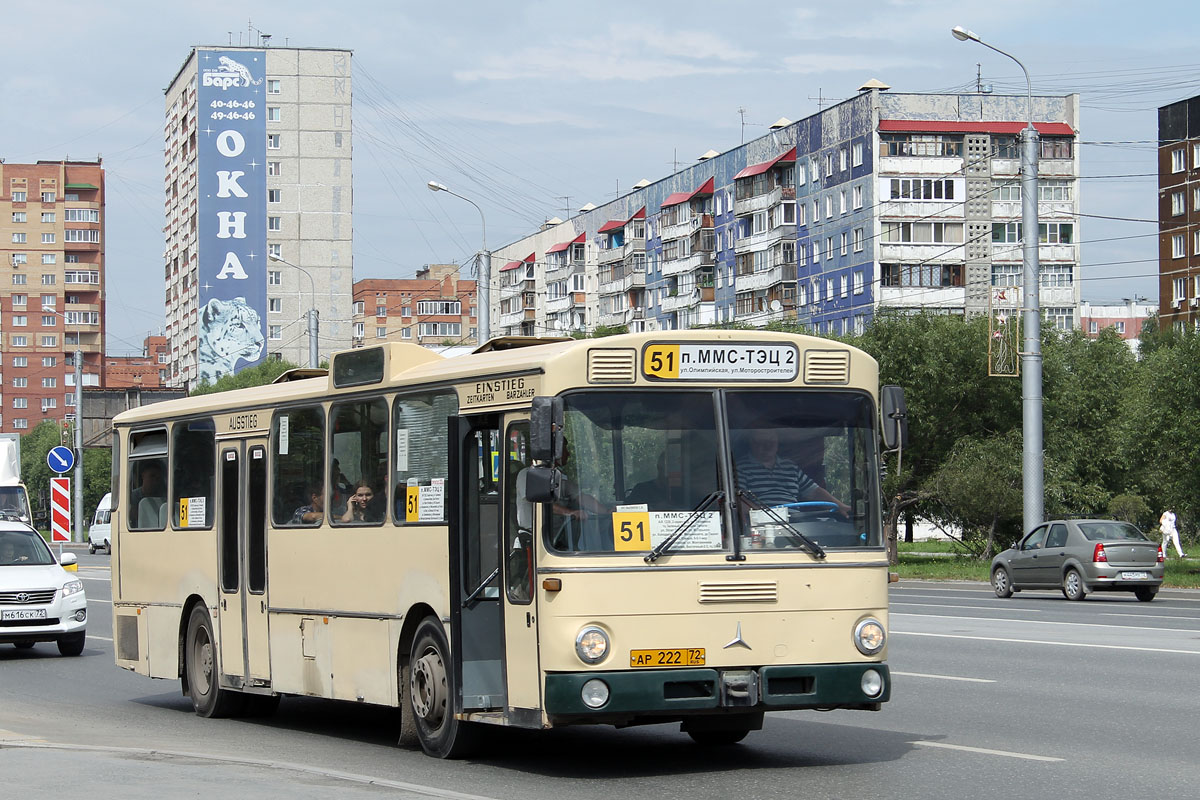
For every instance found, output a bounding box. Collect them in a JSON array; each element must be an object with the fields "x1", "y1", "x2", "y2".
[{"x1": 550, "y1": 389, "x2": 880, "y2": 555}]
